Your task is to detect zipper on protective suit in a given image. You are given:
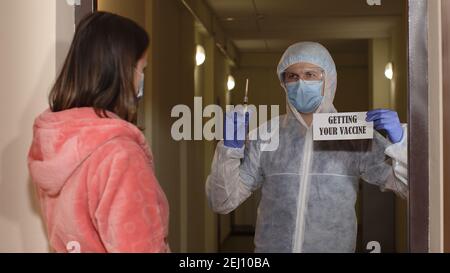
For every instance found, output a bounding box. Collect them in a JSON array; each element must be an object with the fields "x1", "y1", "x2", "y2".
[{"x1": 292, "y1": 127, "x2": 313, "y2": 252}]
